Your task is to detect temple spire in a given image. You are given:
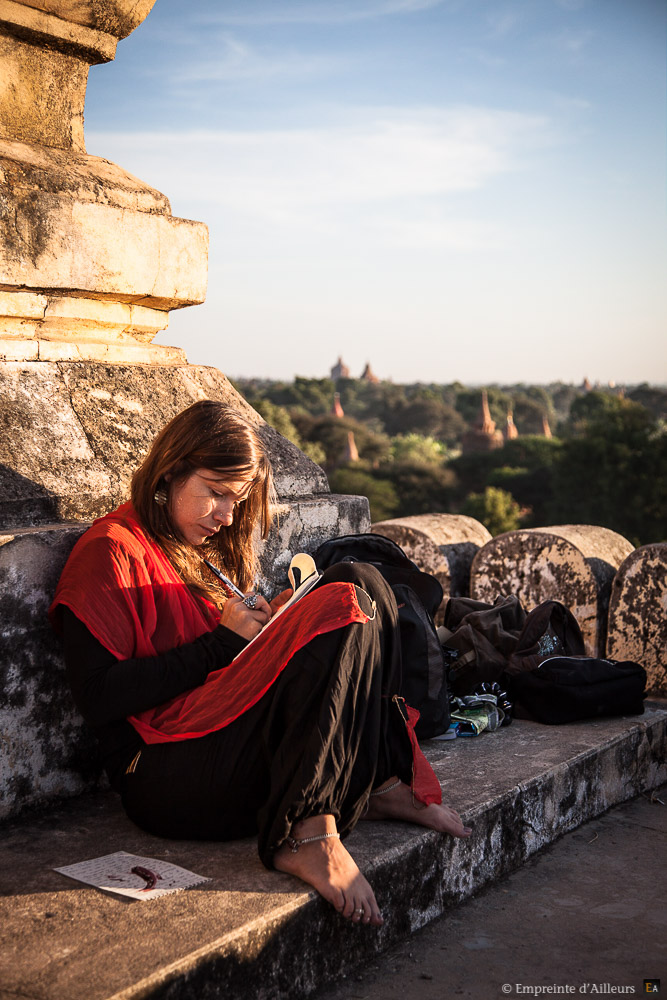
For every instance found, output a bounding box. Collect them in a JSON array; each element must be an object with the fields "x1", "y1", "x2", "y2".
[
  {"x1": 332, "y1": 392, "x2": 345, "y2": 418},
  {"x1": 504, "y1": 407, "x2": 519, "y2": 440}
]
